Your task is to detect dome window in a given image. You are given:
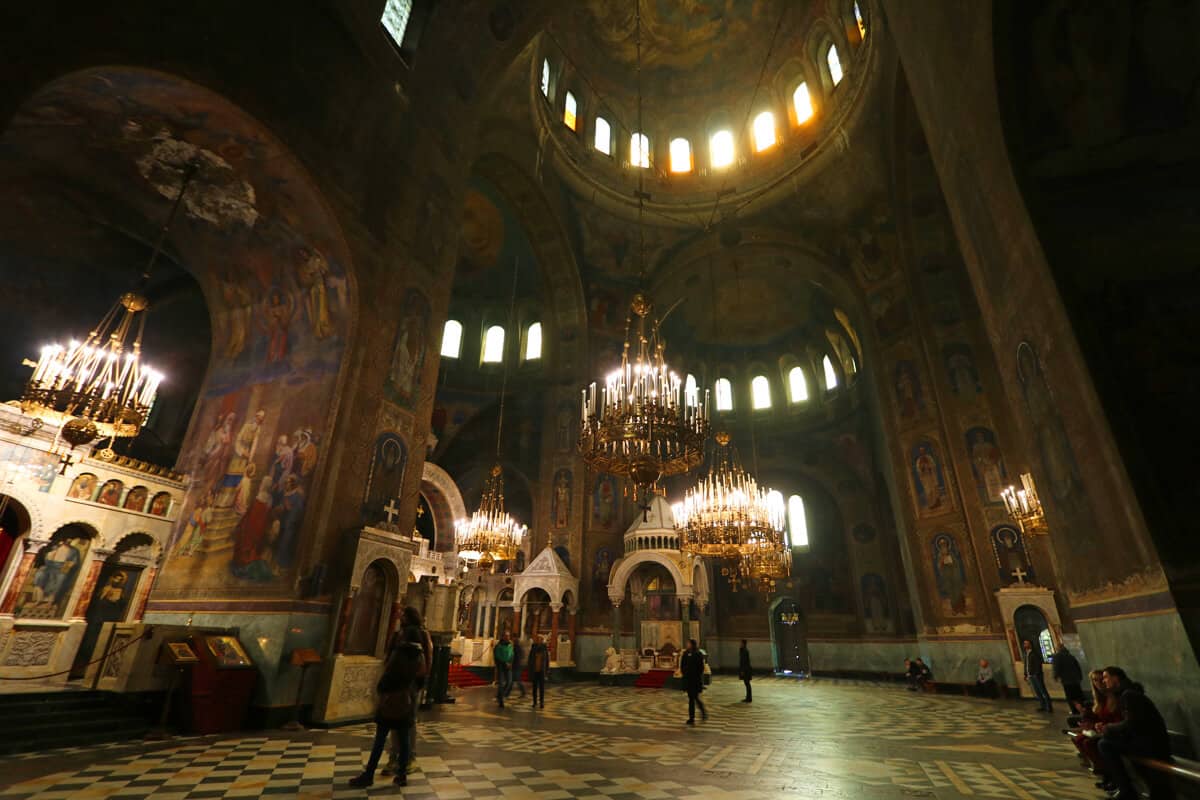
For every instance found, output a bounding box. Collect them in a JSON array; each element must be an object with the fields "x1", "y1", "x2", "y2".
[
  {"x1": 751, "y1": 375, "x2": 772, "y2": 409},
  {"x1": 594, "y1": 116, "x2": 612, "y2": 155},
  {"x1": 827, "y1": 44, "x2": 844, "y2": 86},
  {"x1": 752, "y1": 112, "x2": 777, "y2": 152},
  {"x1": 788, "y1": 494, "x2": 808, "y2": 547},
  {"x1": 441, "y1": 319, "x2": 462, "y2": 358},
  {"x1": 793, "y1": 82, "x2": 814, "y2": 124},
  {"x1": 710, "y1": 130, "x2": 735, "y2": 169},
  {"x1": 563, "y1": 91, "x2": 578, "y2": 131},
  {"x1": 685, "y1": 374, "x2": 699, "y2": 407},
  {"x1": 669, "y1": 137, "x2": 693, "y2": 173},
  {"x1": 788, "y1": 366, "x2": 808, "y2": 403},
  {"x1": 855, "y1": 2, "x2": 868, "y2": 40},
  {"x1": 540, "y1": 59, "x2": 551, "y2": 97},
  {"x1": 381, "y1": 0, "x2": 413, "y2": 48},
  {"x1": 715, "y1": 377, "x2": 733, "y2": 411},
  {"x1": 524, "y1": 322, "x2": 542, "y2": 360},
  {"x1": 823, "y1": 354, "x2": 838, "y2": 390},
  {"x1": 482, "y1": 325, "x2": 505, "y2": 363},
  {"x1": 631, "y1": 132, "x2": 650, "y2": 168}
]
